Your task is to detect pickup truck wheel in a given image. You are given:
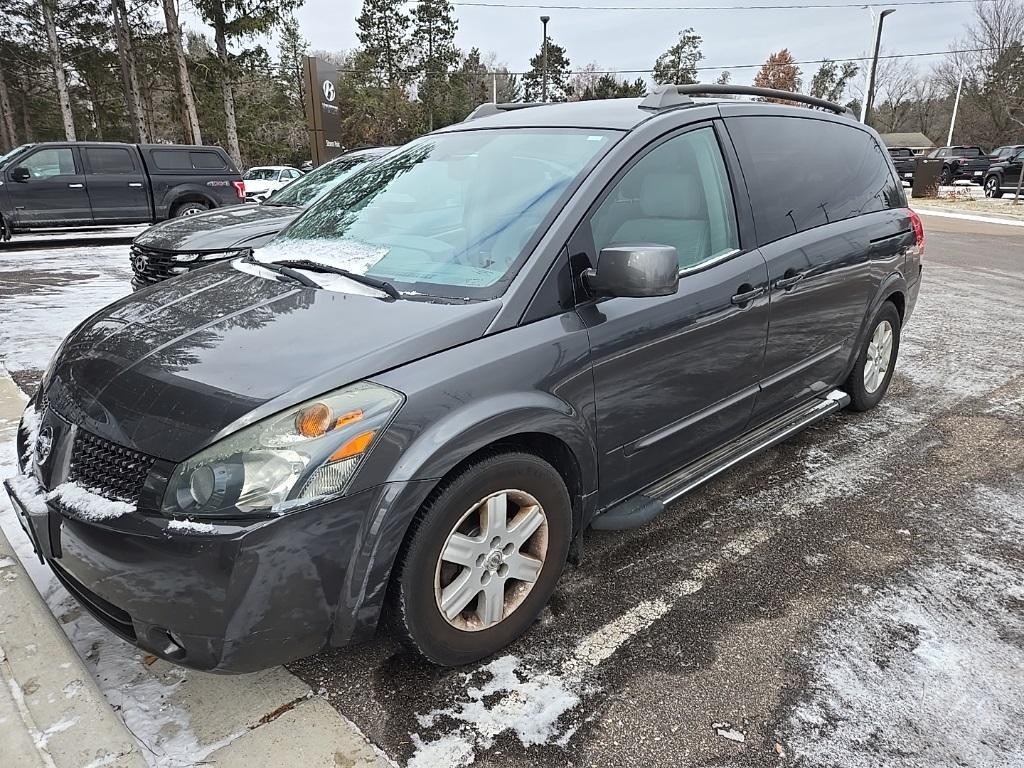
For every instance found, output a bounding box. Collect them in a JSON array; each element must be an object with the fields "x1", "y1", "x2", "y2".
[
  {"x1": 387, "y1": 451, "x2": 571, "y2": 666},
  {"x1": 845, "y1": 302, "x2": 901, "y2": 412},
  {"x1": 984, "y1": 176, "x2": 1003, "y2": 198},
  {"x1": 172, "y1": 201, "x2": 208, "y2": 217},
  {"x1": 940, "y1": 167, "x2": 953, "y2": 186}
]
